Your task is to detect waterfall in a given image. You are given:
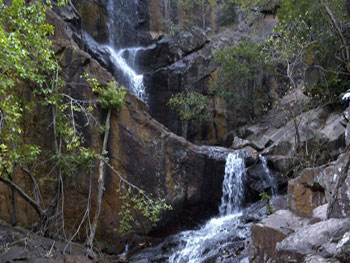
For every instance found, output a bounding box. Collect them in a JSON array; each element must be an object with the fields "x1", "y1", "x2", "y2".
[
  {"x1": 107, "y1": 47, "x2": 147, "y2": 101},
  {"x1": 168, "y1": 150, "x2": 247, "y2": 263},
  {"x1": 219, "y1": 152, "x2": 246, "y2": 215},
  {"x1": 106, "y1": 0, "x2": 147, "y2": 101},
  {"x1": 259, "y1": 154, "x2": 278, "y2": 196}
]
